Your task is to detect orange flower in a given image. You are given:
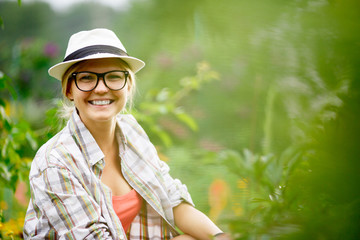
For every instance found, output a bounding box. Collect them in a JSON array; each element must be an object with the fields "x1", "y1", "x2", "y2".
[{"x1": 208, "y1": 179, "x2": 230, "y2": 222}]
